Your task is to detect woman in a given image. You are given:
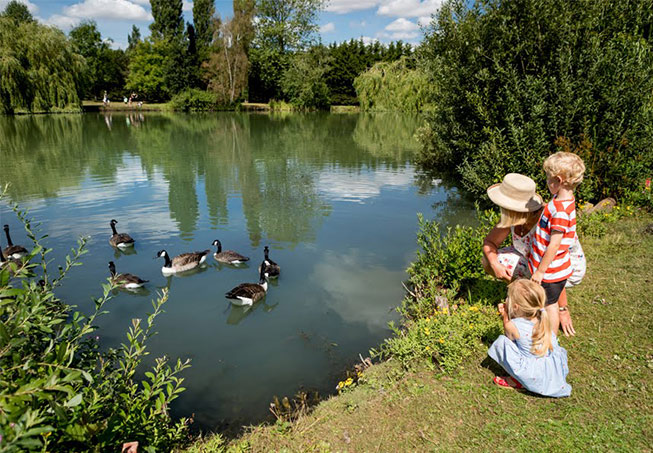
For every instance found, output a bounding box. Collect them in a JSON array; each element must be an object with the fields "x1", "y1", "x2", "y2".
[{"x1": 481, "y1": 174, "x2": 580, "y2": 337}]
